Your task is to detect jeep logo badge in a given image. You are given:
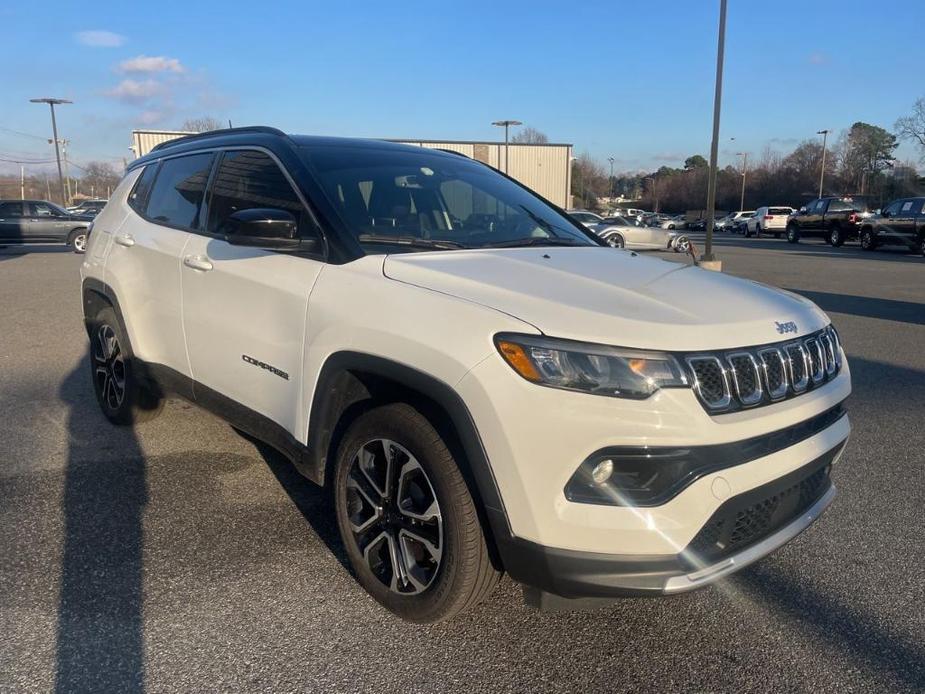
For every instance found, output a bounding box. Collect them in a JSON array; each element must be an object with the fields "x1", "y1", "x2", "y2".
[{"x1": 775, "y1": 321, "x2": 798, "y2": 335}]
